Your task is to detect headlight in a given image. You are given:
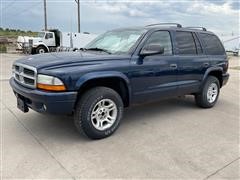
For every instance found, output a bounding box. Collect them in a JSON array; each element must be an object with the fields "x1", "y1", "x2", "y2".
[{"x1": 37, "y1": 74, "x2": 66, "y2": 91}]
